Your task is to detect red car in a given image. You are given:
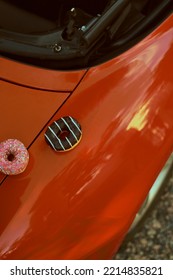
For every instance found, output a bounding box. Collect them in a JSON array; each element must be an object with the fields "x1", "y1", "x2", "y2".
[{"x1": 0, "y1": 0, "x2": 173, "y2": 259}]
